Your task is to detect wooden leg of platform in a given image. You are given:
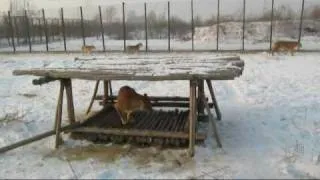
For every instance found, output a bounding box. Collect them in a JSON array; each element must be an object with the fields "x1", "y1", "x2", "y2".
[
  {"x1": 197, "y1": 79, "x2": 205, "y2": 115},
  {"x1": 202, "y1": 93, "x2": 222, "y2": 148},
  {"x1": 205, "y1": 79, "x2": 222, "y2": 121},
  {"x1": 55, "y1": 80, "x2": 64, "y2": 149},
  {"x1": 108, "y1": 80, "x2": 113, "y2": 103},
  {"x1": 103, "y1": 80, "x2": 109, "y2": 107},
  {"x1": 64, "y1": 79, "x2": 76, "y2": 124},
  {"x1": 188, "y1": 80, "x2": 197, "y2": 157},
  {"x1": 86, "y1": 80, "x2": 100, "y2": 115}
]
